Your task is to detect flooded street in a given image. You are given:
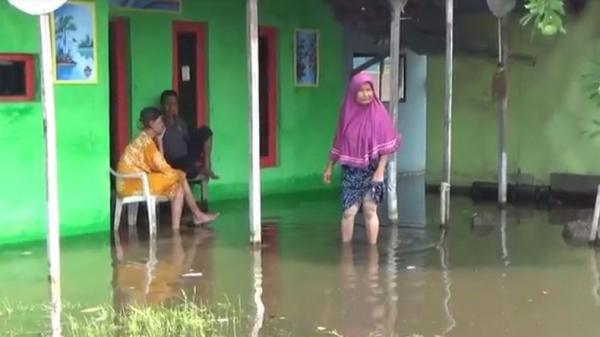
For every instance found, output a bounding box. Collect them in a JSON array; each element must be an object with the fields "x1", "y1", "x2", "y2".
[{"x1": 2, "y1": 178, "x2": 600, "y2": 336}]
